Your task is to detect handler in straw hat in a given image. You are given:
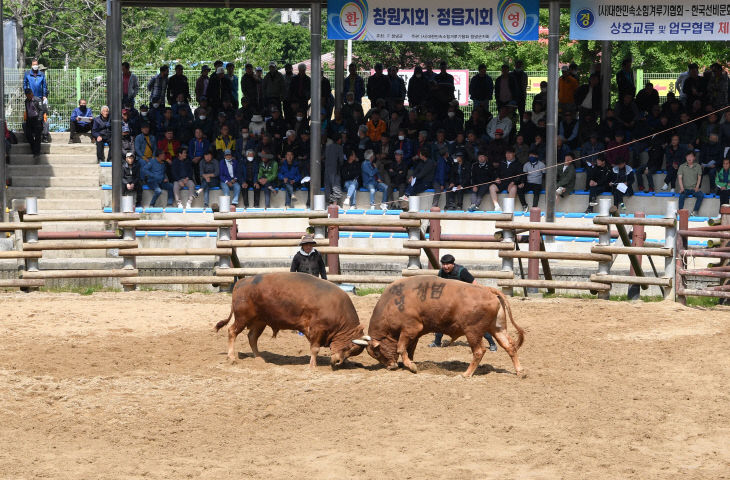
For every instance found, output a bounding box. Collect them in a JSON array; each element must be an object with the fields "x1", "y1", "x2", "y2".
[{"x1": 290, "y1": 234, "x2": 327, "y2": 279}]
